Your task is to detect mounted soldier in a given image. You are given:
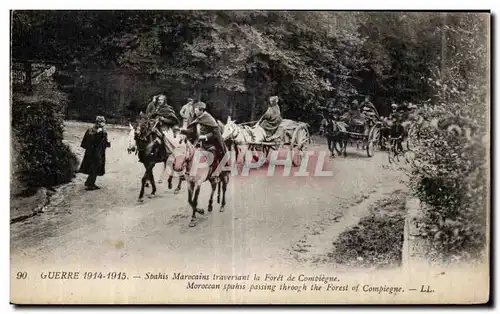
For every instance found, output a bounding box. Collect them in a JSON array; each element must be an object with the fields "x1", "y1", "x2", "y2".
[
  {"x1": 256, "y1": 96, "x2": 283, "y2": 141},
  {"x1": 144, "y1": 94, "x2": 179, "y2": 157},
  {"x1": 181, "y1": 101, "x2": 227, "y2": 175}
]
